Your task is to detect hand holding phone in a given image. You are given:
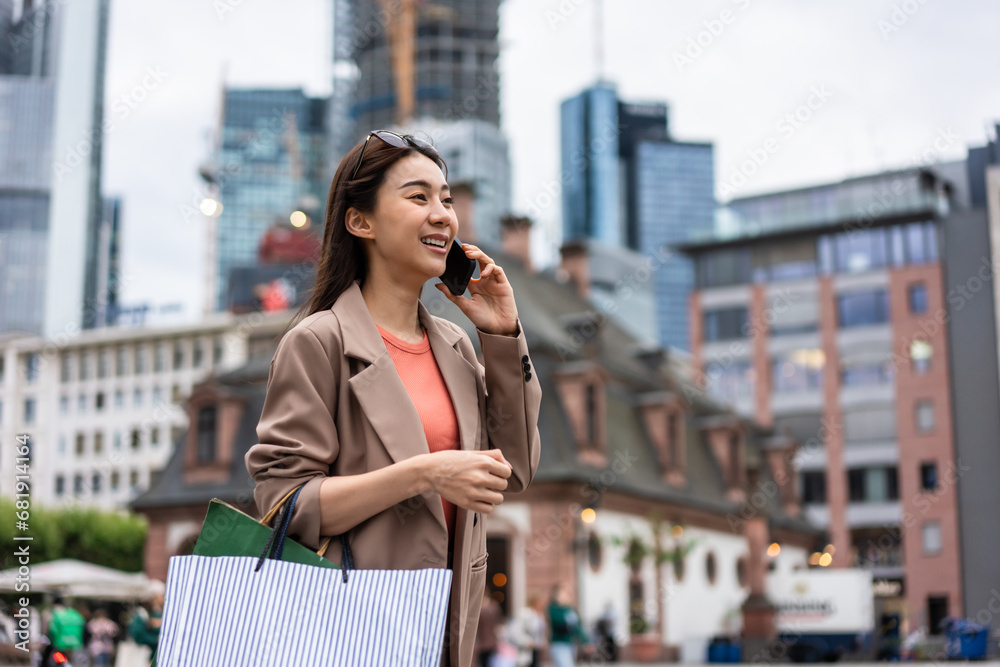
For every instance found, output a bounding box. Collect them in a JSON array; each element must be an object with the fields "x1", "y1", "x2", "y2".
[{"x1": 438, "y1": 235, "x2": 477, "y2": 296}]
